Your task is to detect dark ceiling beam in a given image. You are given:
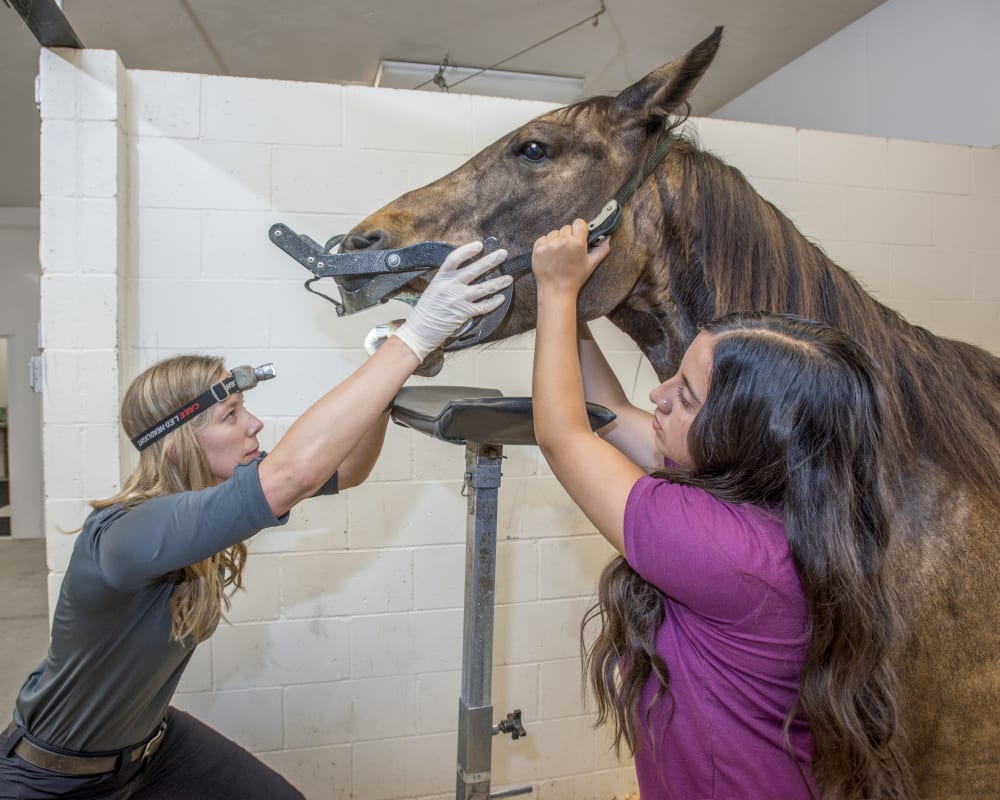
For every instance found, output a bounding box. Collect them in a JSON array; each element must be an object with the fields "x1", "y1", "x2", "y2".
[{"x1": 6, "y1": 0, "x2": 84, "y2": 48}]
